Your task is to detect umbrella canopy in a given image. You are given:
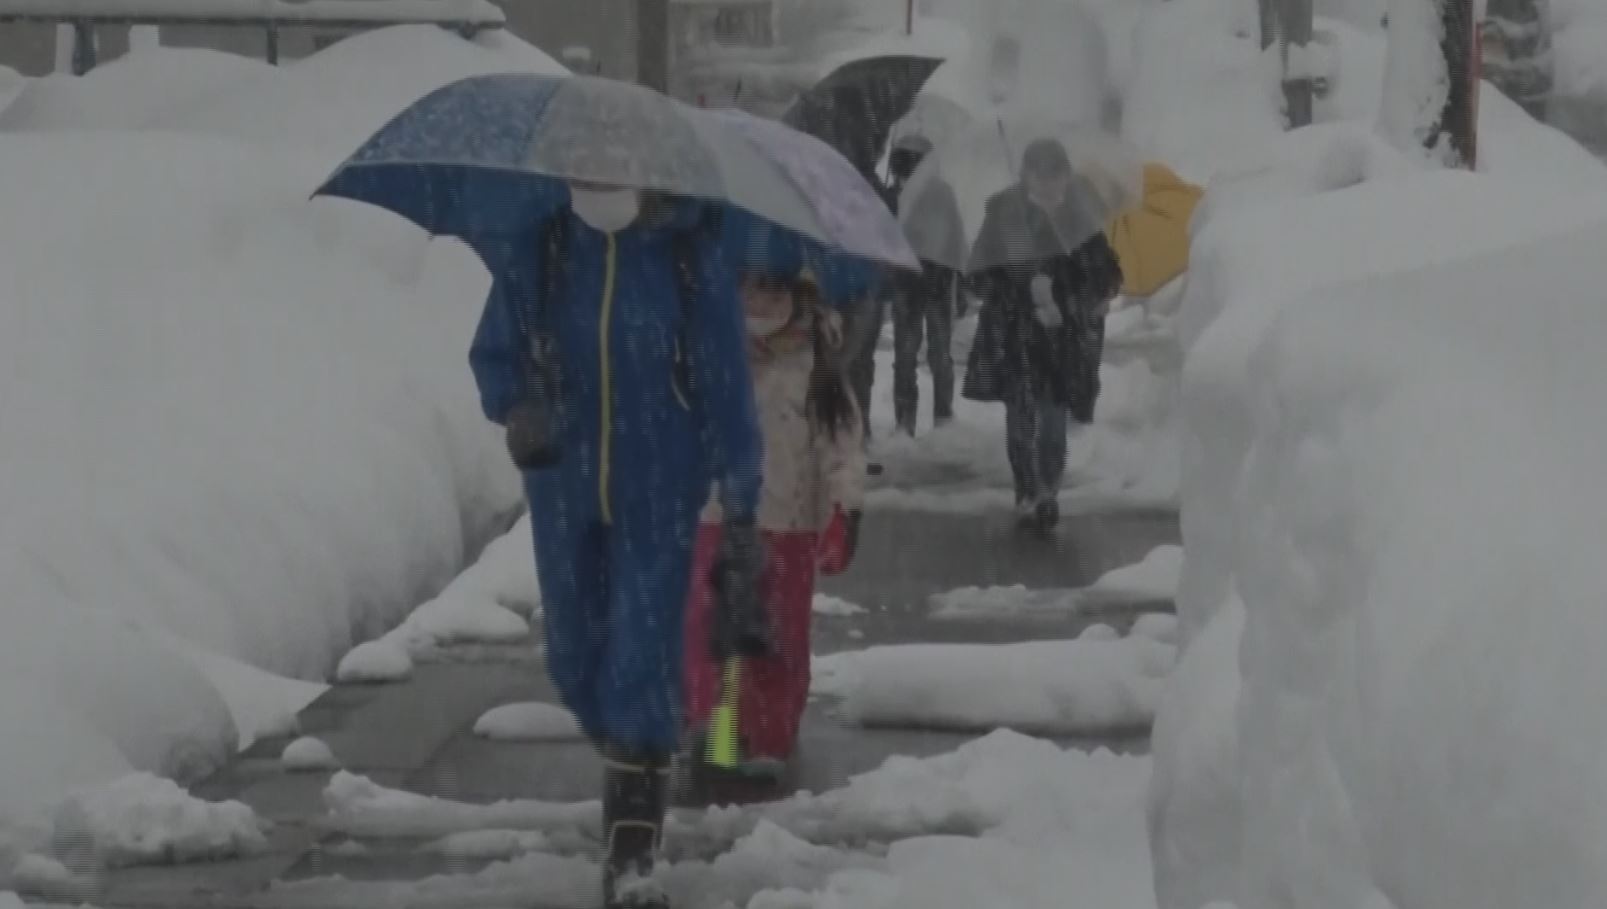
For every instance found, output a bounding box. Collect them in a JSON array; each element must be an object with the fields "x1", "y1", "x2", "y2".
[
  {"x1": 781, "y1": 55, "x2": 943, "y2": 182},
  {"x1": 316, "y1": 71, "x2": 912, "y2": 293},
  {"x1": 706, "y1": 106, "x2": 916, "y2": 272},
  {"x1": 319, "y1": 73, "x2": 822, "y2": 261},
  {"x1": 1106, "y1": 162, "x2": 1203, "y2": 298},
  {"x1": 898, "y1": 114, "x2": 1143, "y2": 274}
]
